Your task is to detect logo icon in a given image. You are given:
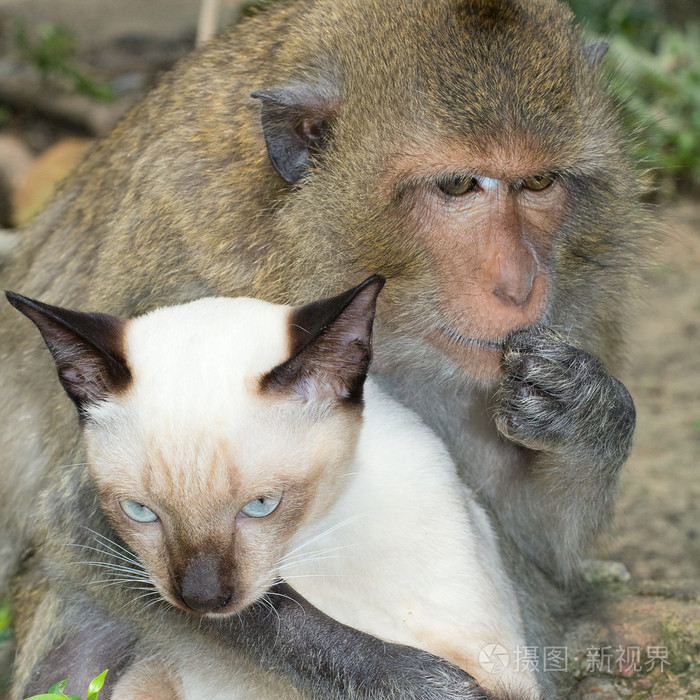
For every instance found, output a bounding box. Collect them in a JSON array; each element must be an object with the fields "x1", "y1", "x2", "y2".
[{"x1": 479, "y1": 644, "x2": 509, "y2": 673}]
